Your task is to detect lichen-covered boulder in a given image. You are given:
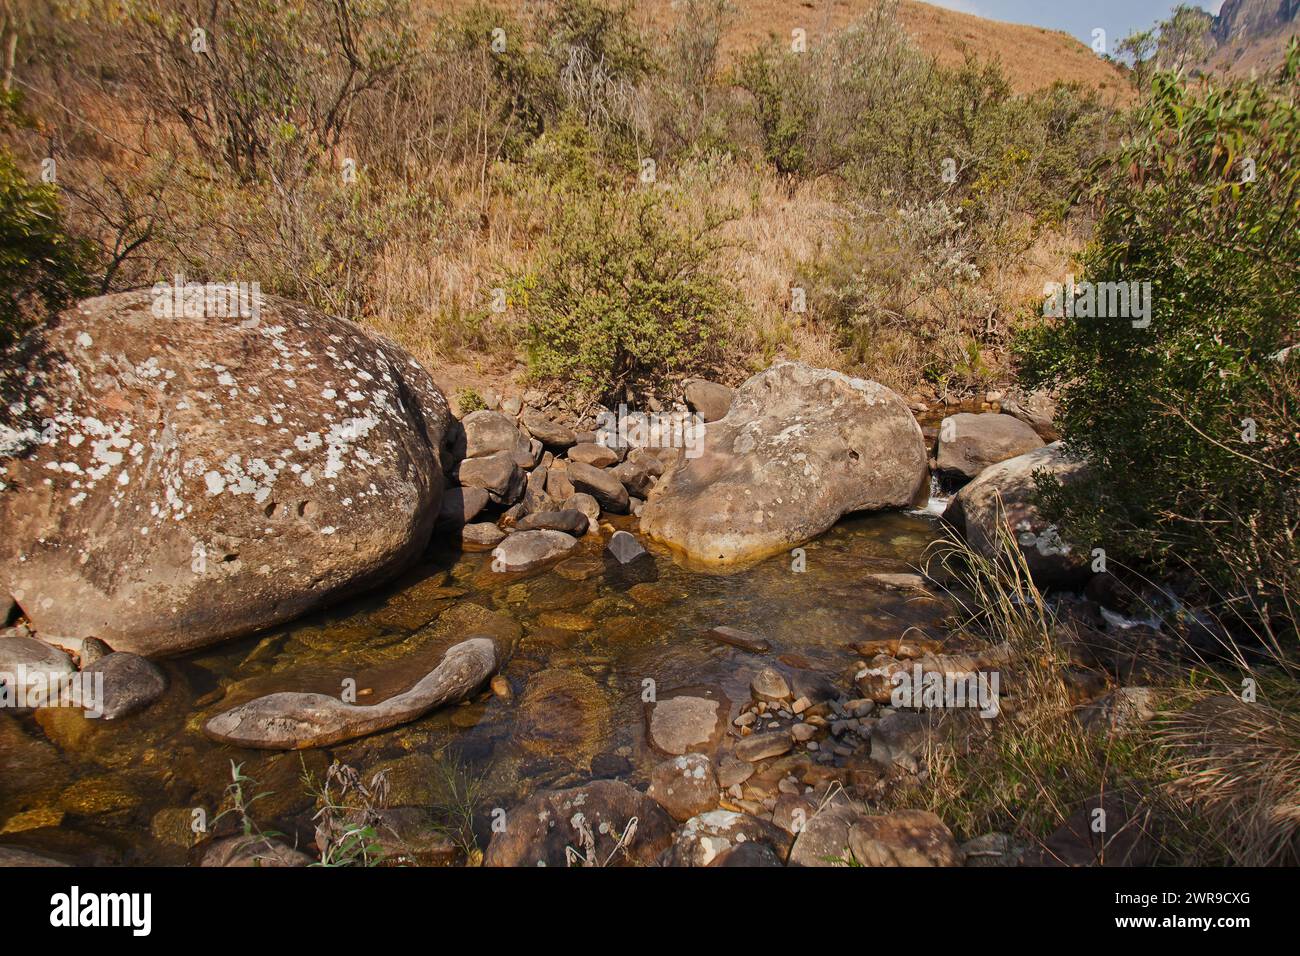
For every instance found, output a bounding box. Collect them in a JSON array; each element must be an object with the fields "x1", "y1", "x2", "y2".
[
  {"x1": 0, "y1": 291, "x2": 455, "y2": 656},
  {"x1": 640, "y1": 362, "x2": 928, "y2": 565}
]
